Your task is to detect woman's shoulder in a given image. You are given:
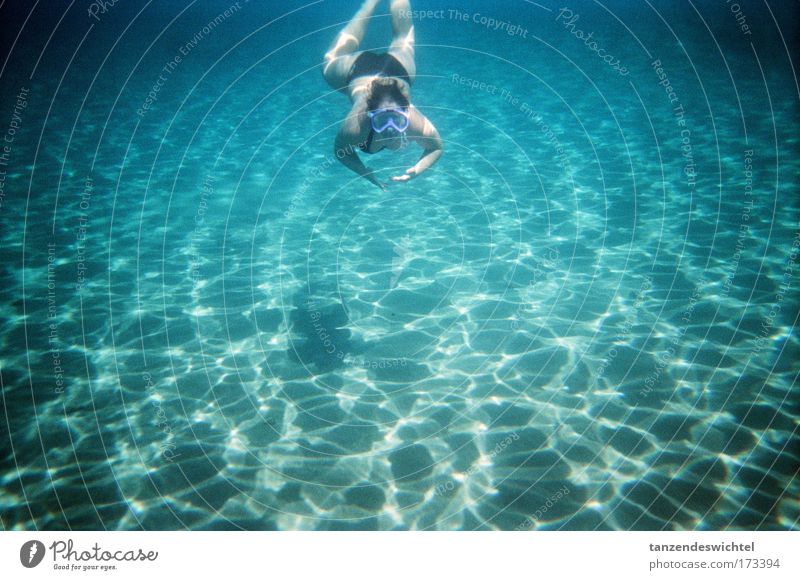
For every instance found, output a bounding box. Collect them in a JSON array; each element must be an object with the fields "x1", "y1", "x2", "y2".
[
  {"x1": 407, "y1": 105, "x2": 431, "y2": 133},
  {"x1": 338, "y1": 100, "x2": 371, "y2": 141}
]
